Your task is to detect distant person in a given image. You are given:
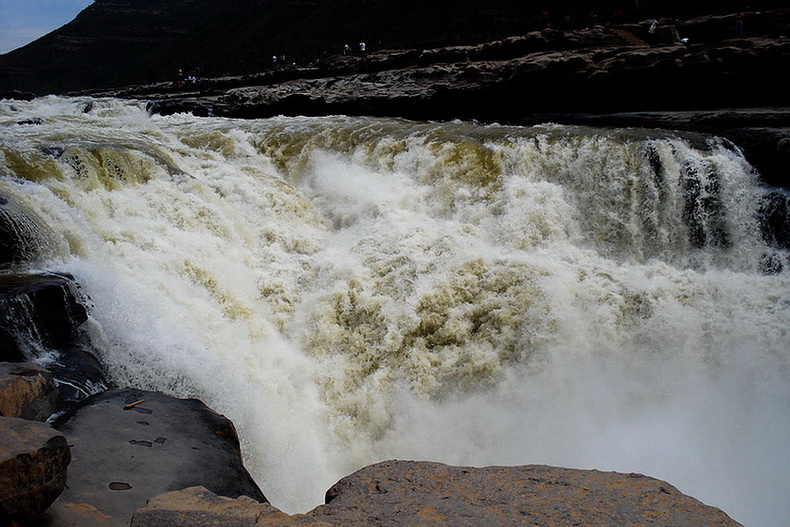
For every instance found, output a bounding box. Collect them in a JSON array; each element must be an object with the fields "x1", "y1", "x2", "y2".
[
  {"x1": 272, "y1": 55, "x2": 278, "y2": 67},
  {"x1": 649, "y1": 19, "x2": 659, "y2": 35},
  {"x1": 359, "y1": 42, "x2": 366, "y2": 54},
  {"x1": 648, "y1": 19, "x2": 659, "y2": 44},
  {"x1": 735, "y1": 13, "x2": 745, "y2": 36},
  {"x1": 343, "y1": 44, "x2": 351, "y2": 55}
]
